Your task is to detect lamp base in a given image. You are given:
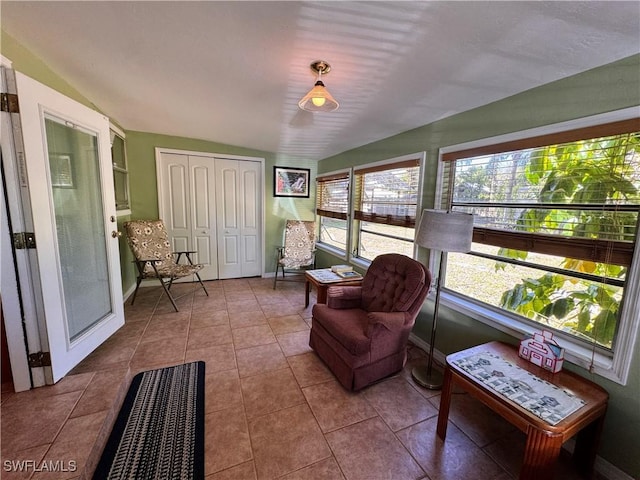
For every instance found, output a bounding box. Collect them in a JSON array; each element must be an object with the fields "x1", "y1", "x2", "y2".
[{"x1": 411, "y1": 364, "x2": 443, "y2": 390}]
